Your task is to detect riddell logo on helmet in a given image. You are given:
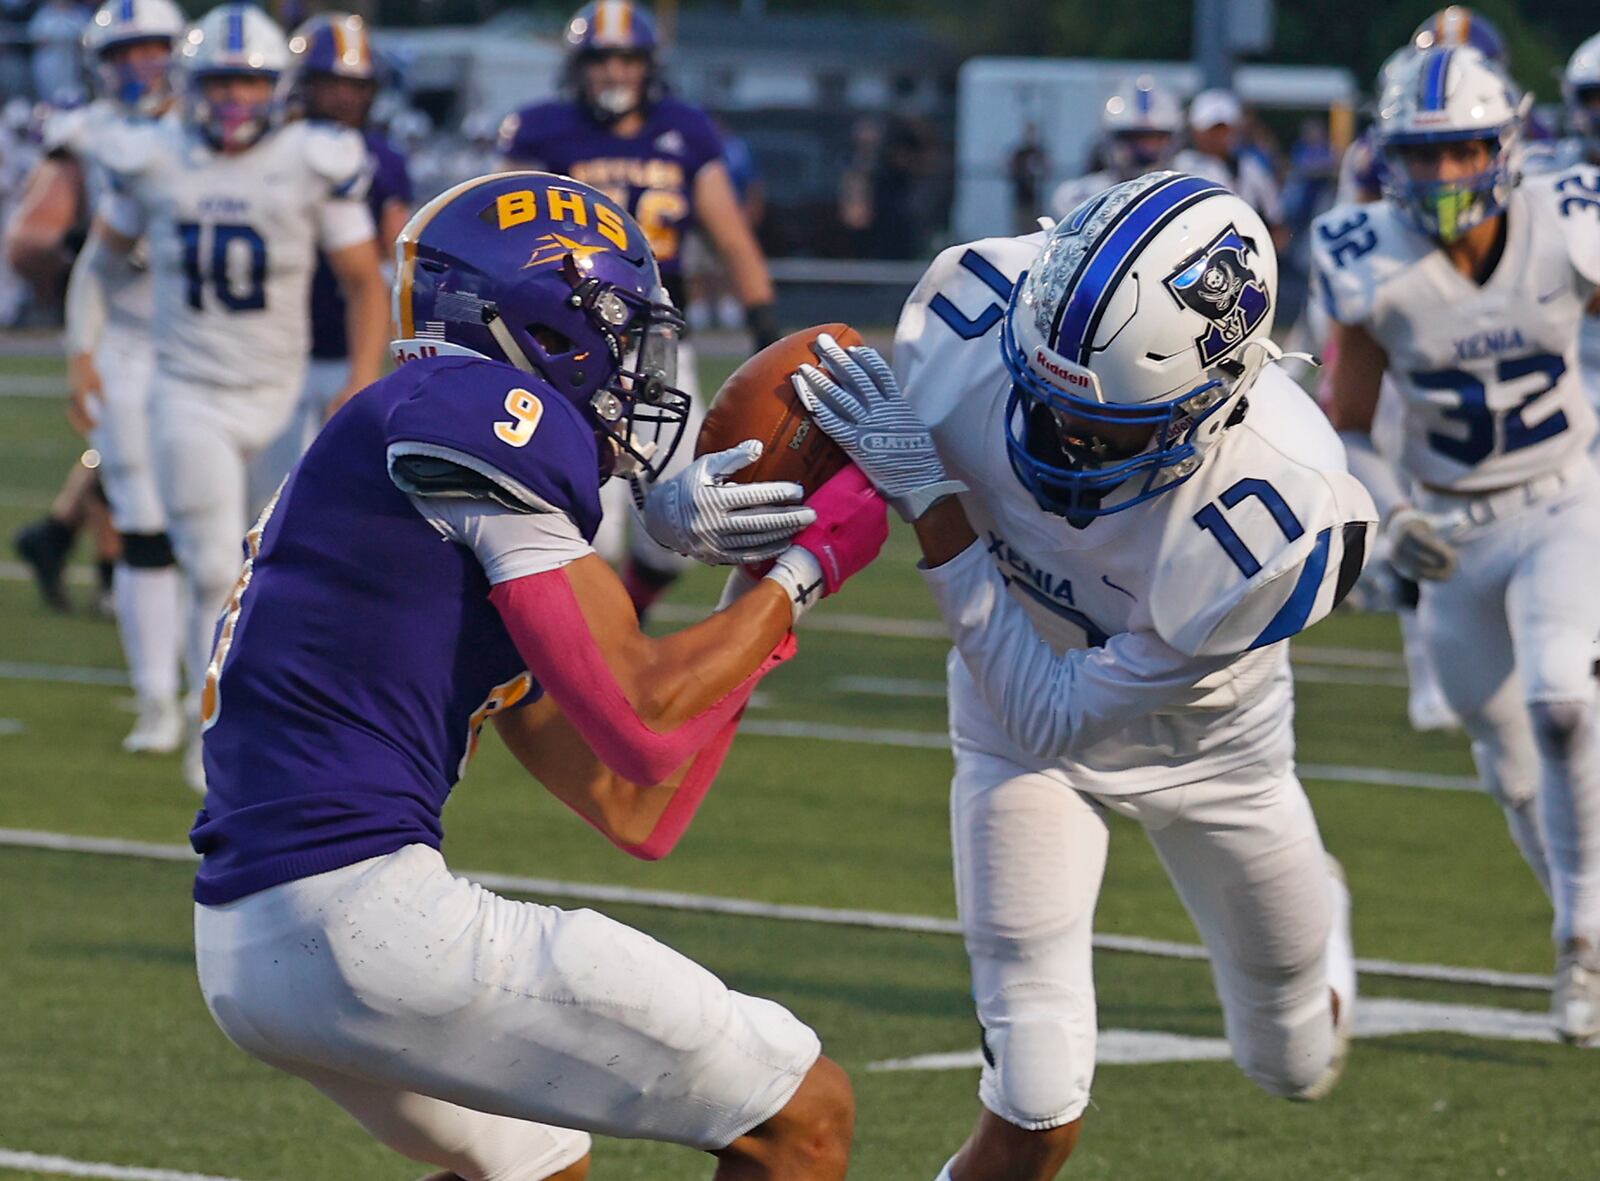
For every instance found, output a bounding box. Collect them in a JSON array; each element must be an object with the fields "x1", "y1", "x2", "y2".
[{"x1": 1033, "y1": 349, "x2": 1093, "y2": 389}]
